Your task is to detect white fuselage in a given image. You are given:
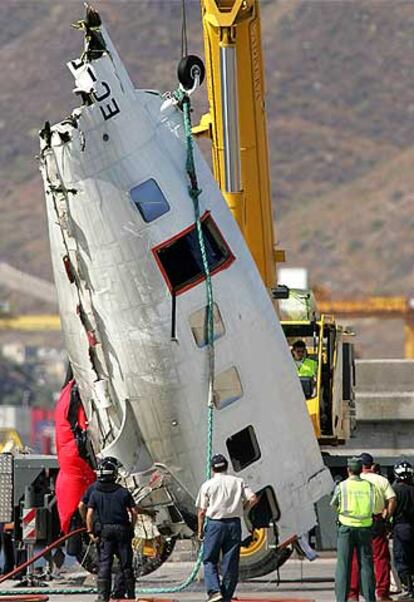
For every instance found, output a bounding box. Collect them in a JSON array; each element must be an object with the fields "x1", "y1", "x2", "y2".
[{"x1": 39, "y1": 23, "x2": 332, "y2": 542}]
